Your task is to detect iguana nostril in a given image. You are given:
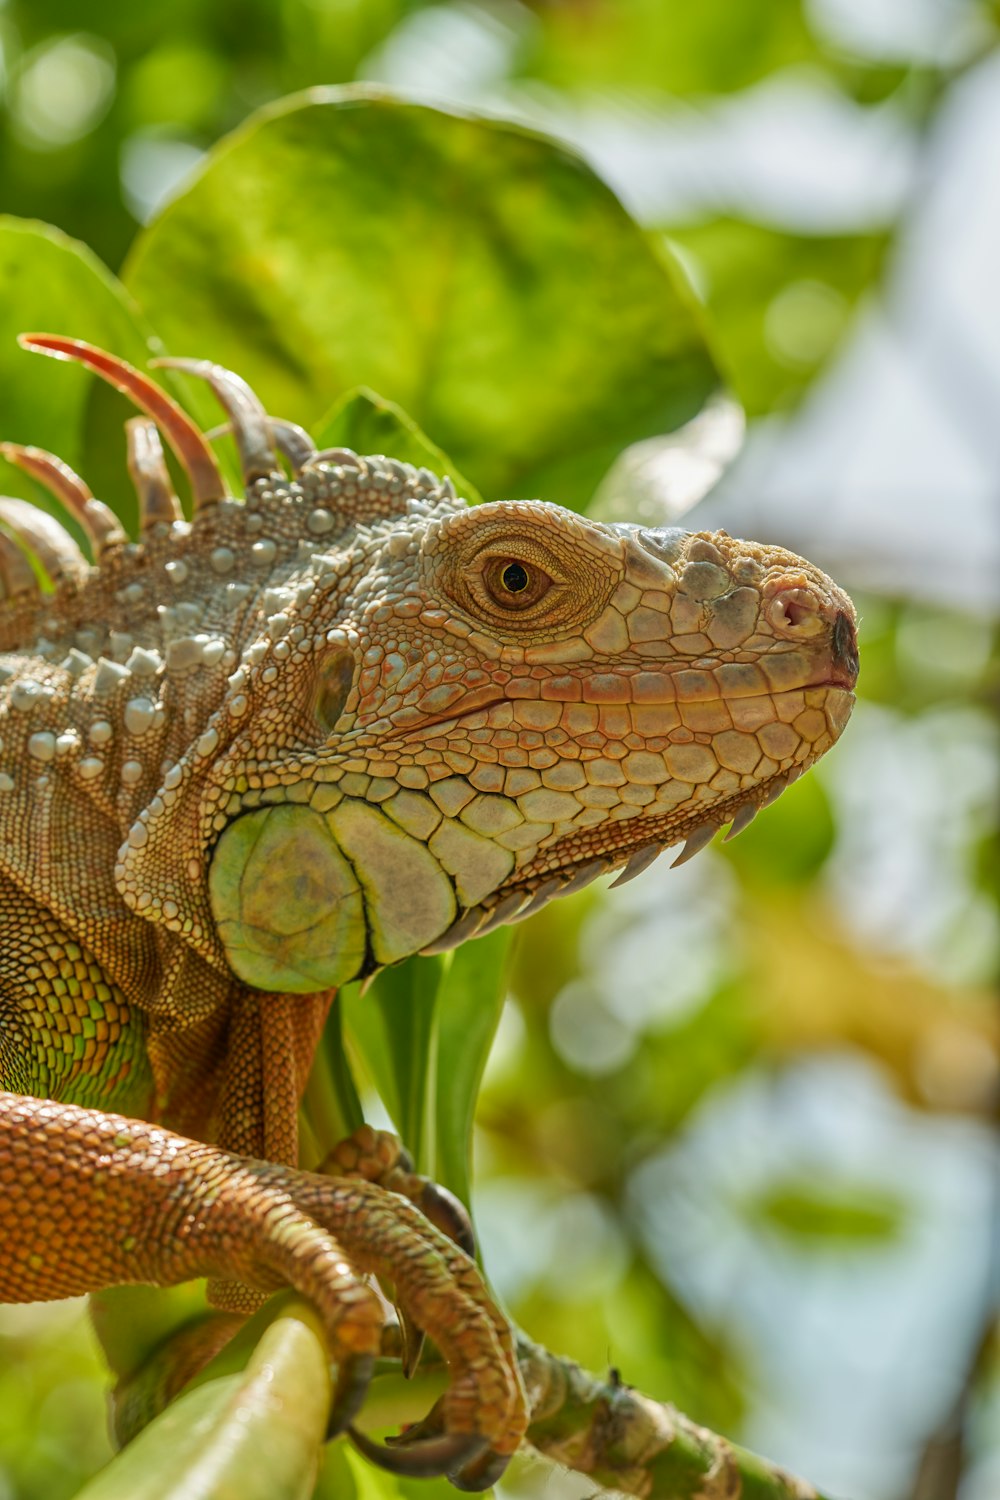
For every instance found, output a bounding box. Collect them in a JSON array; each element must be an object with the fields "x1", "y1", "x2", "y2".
[{"x1": 767, "y1": 587, "x2": 825, "y2": 637}]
